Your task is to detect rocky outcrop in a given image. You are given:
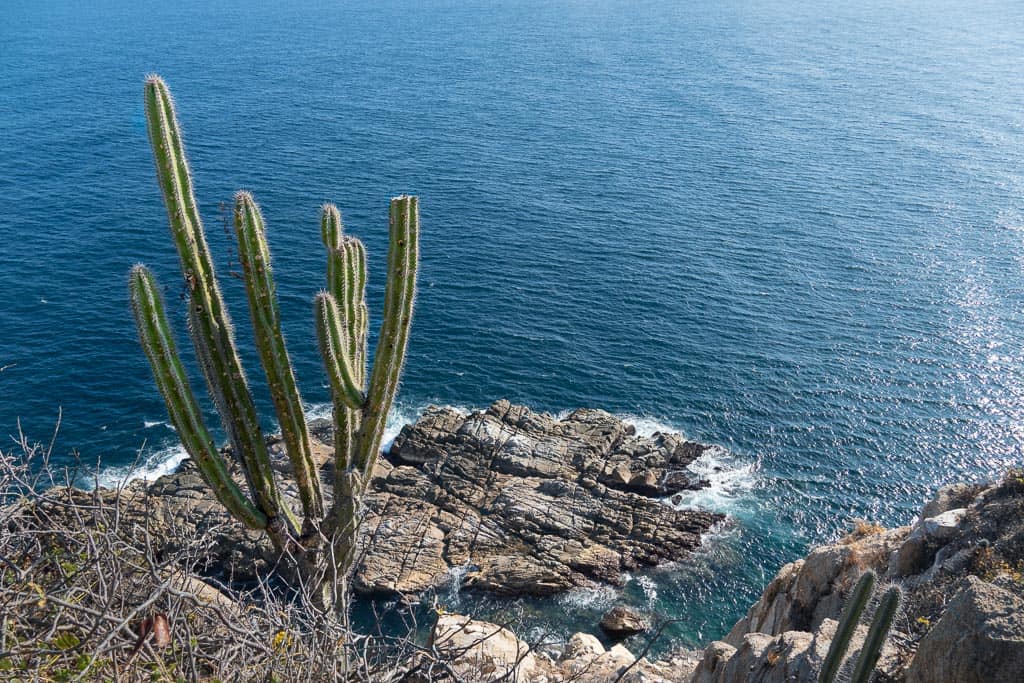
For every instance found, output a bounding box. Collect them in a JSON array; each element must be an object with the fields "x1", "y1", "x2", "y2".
[
  {"x1": 689, "y1": 475, "x2": 1024, "y2": 682},
  {"x1": 434, "y1": 615, "x2": 701, "y2": 683},
  {"x1": 600, "y1": 606, "x2": 650, "y2": 640},
  {"x1": 905, "y1": 576, "x2": 1024, "y2": 683},
  {"x1": 76, "y1": 400, "x2": 723, "y2": 599},
  {"x1": 353, "y1": 400, "x2": 724, "y2": 596}
]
